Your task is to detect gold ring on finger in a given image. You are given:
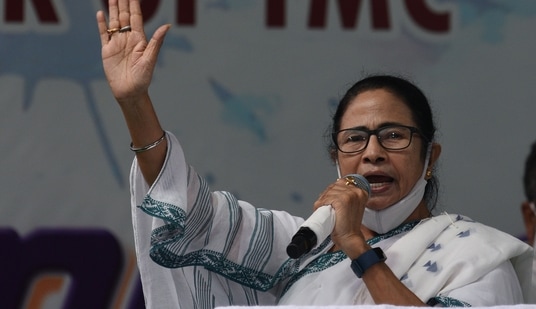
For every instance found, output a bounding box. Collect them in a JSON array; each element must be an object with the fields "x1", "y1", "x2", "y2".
[
  {"x1": 107, "y1": 27, "x2": 120, "y2": 35},
  {"x1": 344, "y1": 176, "x2": 357, "y2": 187}
]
